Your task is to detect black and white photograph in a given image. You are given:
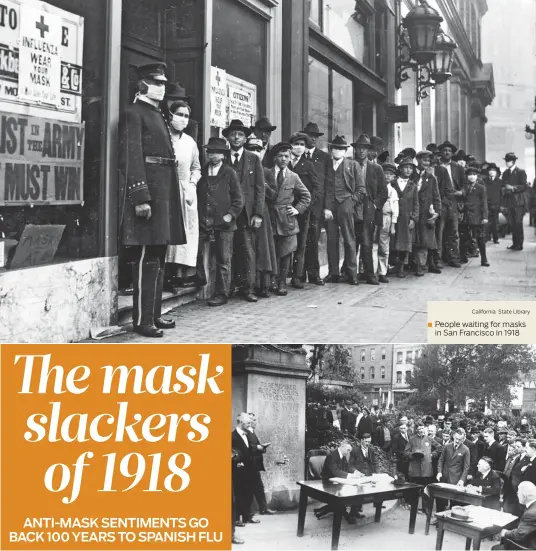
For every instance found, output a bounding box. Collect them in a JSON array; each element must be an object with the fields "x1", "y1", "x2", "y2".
[
  {"x1": 0, "y1": 0, "x2": 535, "y2": 343},
  {"x1": 231, "y1": 343, "x2": 536, "y2": 550}
]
